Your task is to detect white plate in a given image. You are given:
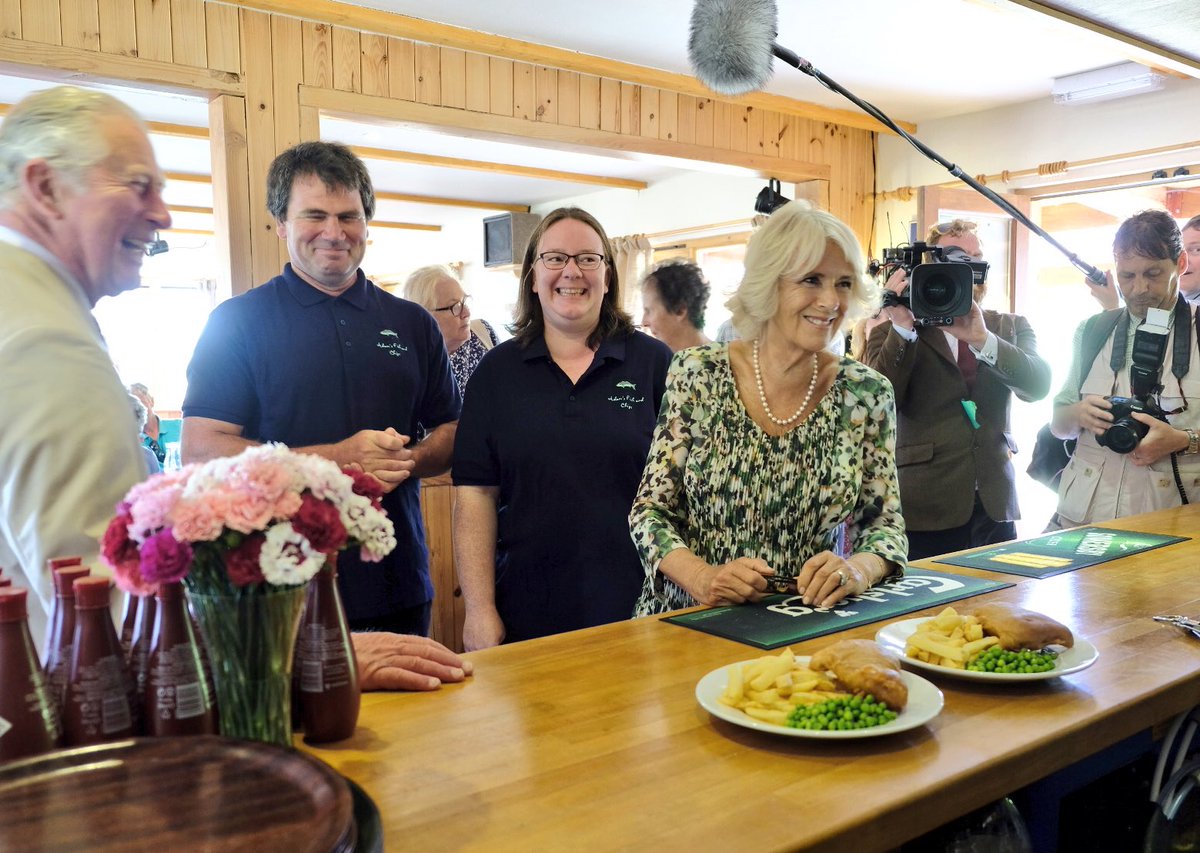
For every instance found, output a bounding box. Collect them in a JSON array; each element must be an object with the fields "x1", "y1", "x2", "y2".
[
  {"x1": 875, "y1": 617, "x2": 1100, "y2": 682},
  {"x1": 695, "y1": 655, "x2": 943, "y2": 739}
]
